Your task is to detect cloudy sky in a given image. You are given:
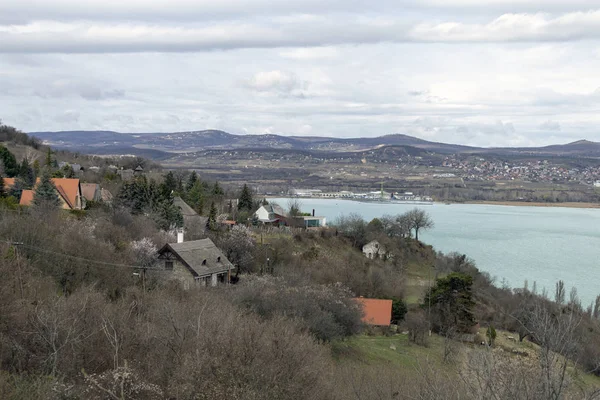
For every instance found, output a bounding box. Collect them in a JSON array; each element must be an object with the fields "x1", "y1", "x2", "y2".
[{"x1": 2, "y1": 0, "x2": 600, "y2": 146}]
